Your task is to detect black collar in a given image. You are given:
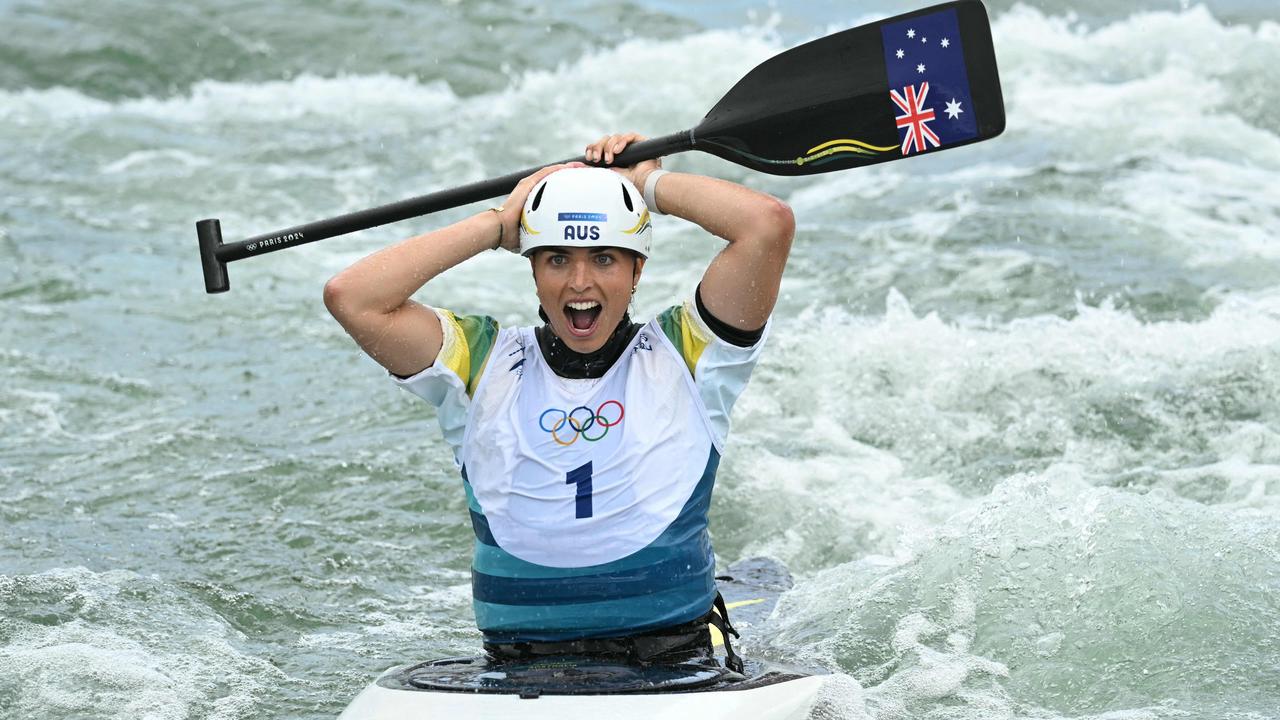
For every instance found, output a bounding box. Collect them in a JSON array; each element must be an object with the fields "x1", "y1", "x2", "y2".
[{"x1": 535, "y1": 312, "x2": 641, "y2": 379}]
